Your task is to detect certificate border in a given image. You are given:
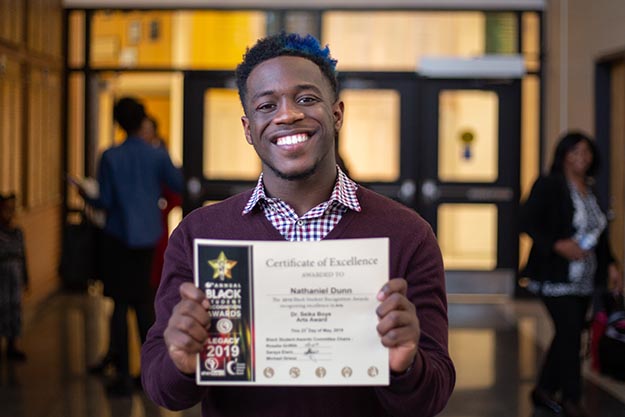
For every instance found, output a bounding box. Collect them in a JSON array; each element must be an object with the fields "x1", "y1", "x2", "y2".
[{"x1": 193, "y1": 238, "x2": 390, "y2": 387}]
